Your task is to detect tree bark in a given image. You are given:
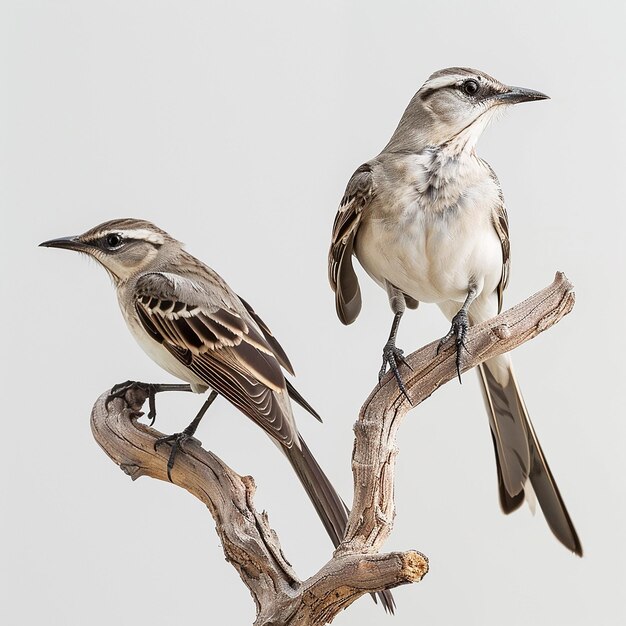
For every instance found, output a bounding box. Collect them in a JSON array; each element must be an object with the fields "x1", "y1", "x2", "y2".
[{"x1": 91, "y1": 273, "x2": 574, "y2": 625}]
